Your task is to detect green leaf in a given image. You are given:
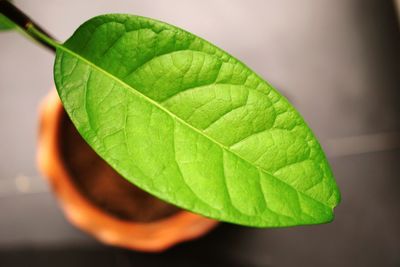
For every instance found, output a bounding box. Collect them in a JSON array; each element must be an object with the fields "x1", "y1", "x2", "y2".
[
  {"x1": 54, "y1": 14, "x2": 340, "y2": 227},
  {"x1": 0, "y1": 13, "x2": 14, "y2": 30},
  {"x1": 0, "y1": 1, "x2": 15, "y2": 30}
]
